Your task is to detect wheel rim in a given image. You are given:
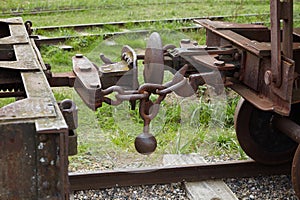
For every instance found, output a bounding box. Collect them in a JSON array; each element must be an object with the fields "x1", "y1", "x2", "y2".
[
  {"x1": 292, "y1": 145, "x2": 300, "y2": 197},
  {"x1": 234, "y1": 98, "x2": 297, "y2": 165}
]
